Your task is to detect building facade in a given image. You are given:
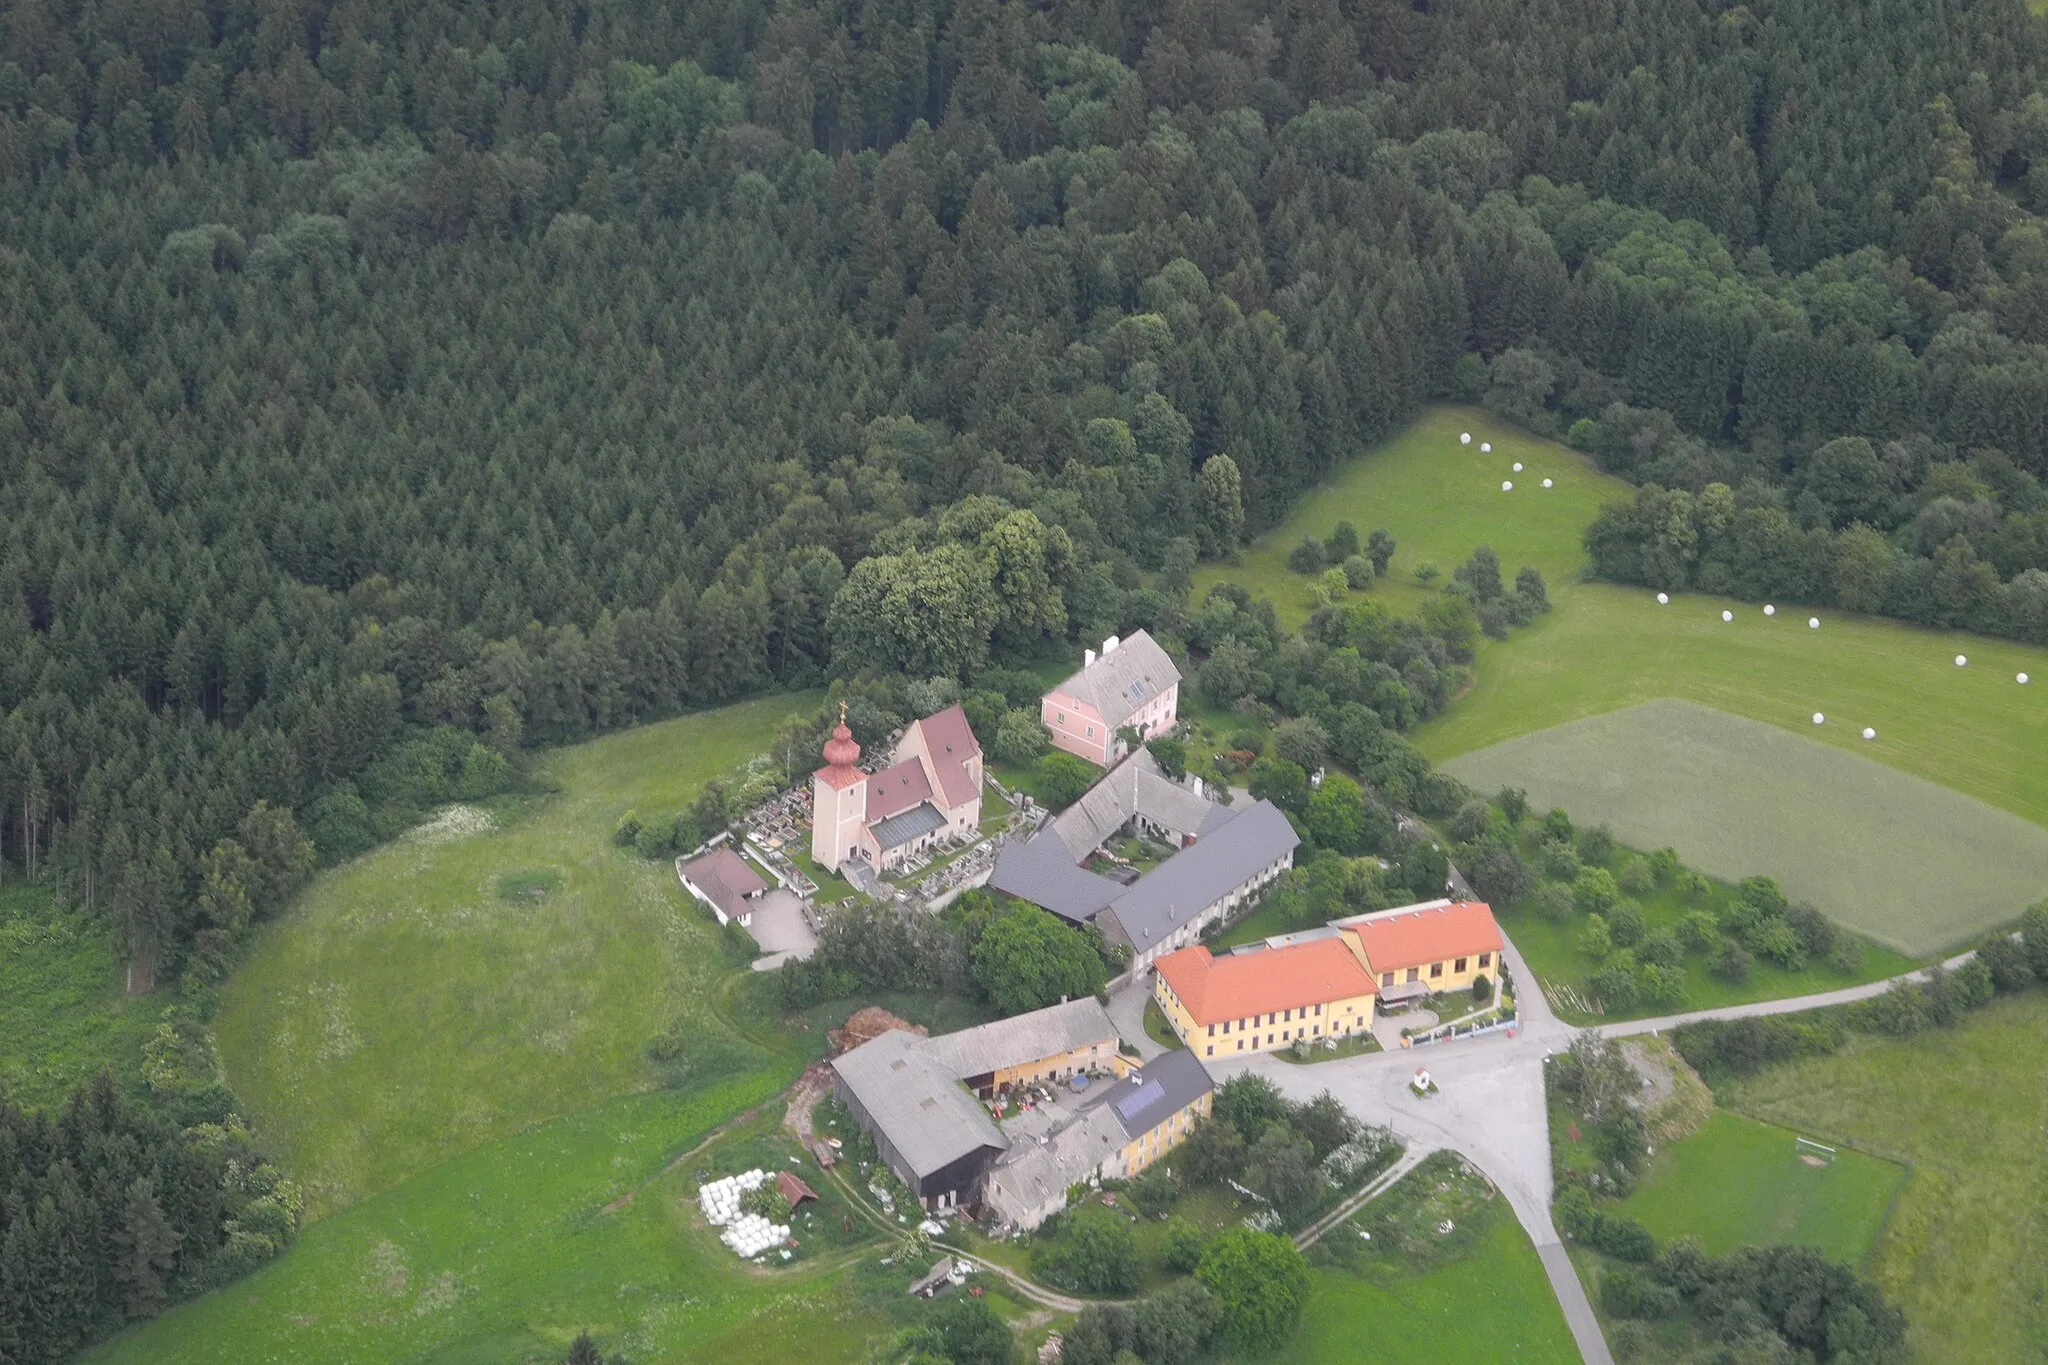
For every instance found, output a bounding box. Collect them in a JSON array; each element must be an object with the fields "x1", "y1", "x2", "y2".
[
  {"x1": 1335, "y1": 900, "x2": 1505, "y2": 1006},
  {"x1": 1041, "y1": 631, "x2": 1181, "y2": 766},
  {"x1": 1151, "y1": 938, "x2": 1378, "y2": 1058},
  {"x1": 811, "y1": 703, "x2": 984, "y2": 874}
]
